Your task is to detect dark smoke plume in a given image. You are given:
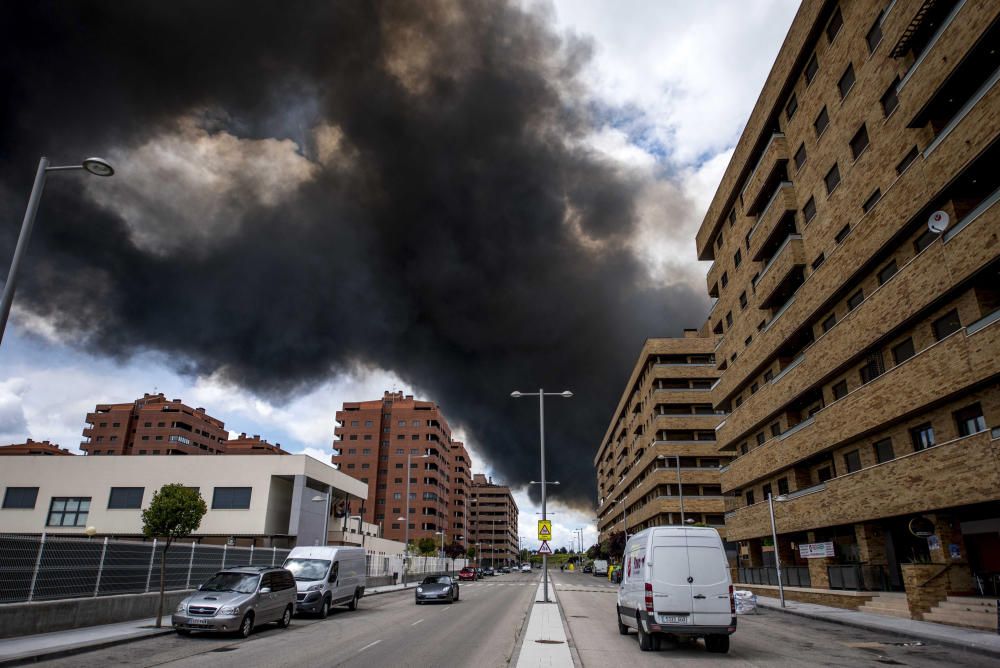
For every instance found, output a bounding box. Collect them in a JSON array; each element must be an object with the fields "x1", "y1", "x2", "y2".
[{"x1": 0, "y1": 0, "x2": 707, "y2": 508}]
